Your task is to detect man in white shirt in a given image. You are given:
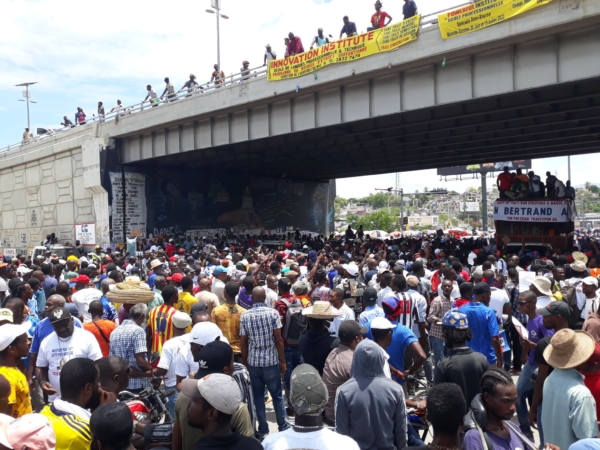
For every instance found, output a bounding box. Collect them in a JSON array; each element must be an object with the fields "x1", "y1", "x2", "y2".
[
  {"x1": 154, "y1": 311, "x2": 192, "y2": 416},
  {"x1": 328, "y1": 289, "x2": 355, "y2": 337},
  {"x1": 36, "y1": 307, "x2": 103, "y2": 401},
  {"x1": 211, "y1": 266, "x2": 228, "y2": 305},
  {"x1": 581, "y1": 276, "x2": 600, "y2": 321},
  {"x1": 70, "y1": 275, "x2": 102, "y2": 323},
  {"x1": 263, "y1": 44, "x2": 277, "y2": 66}
]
